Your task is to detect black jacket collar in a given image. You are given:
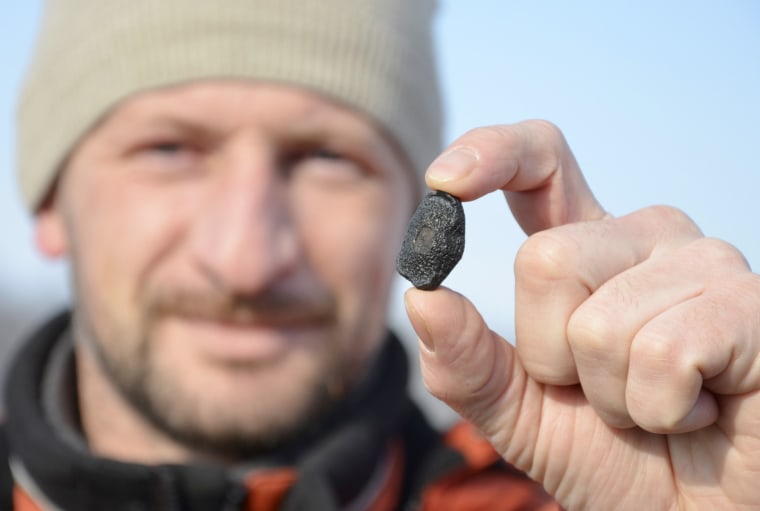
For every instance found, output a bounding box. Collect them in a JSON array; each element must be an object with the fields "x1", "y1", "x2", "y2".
[{"x1": 3, "y1": 311, "x2": 419, "y2": 511}]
